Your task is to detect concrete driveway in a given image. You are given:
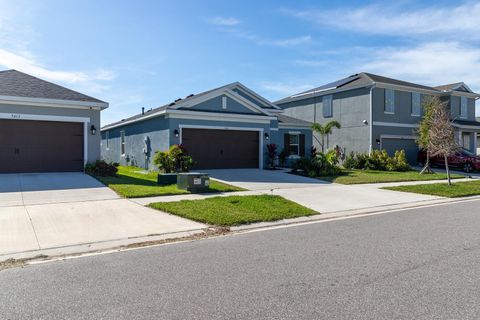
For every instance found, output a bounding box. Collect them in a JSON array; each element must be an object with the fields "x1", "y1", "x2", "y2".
[
  {"x1": 0, "y1": 173, "x2": 204, "y2": 258},
  {"x1": 205, "y1": 169, "x2": 442, "y2": 214}
]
